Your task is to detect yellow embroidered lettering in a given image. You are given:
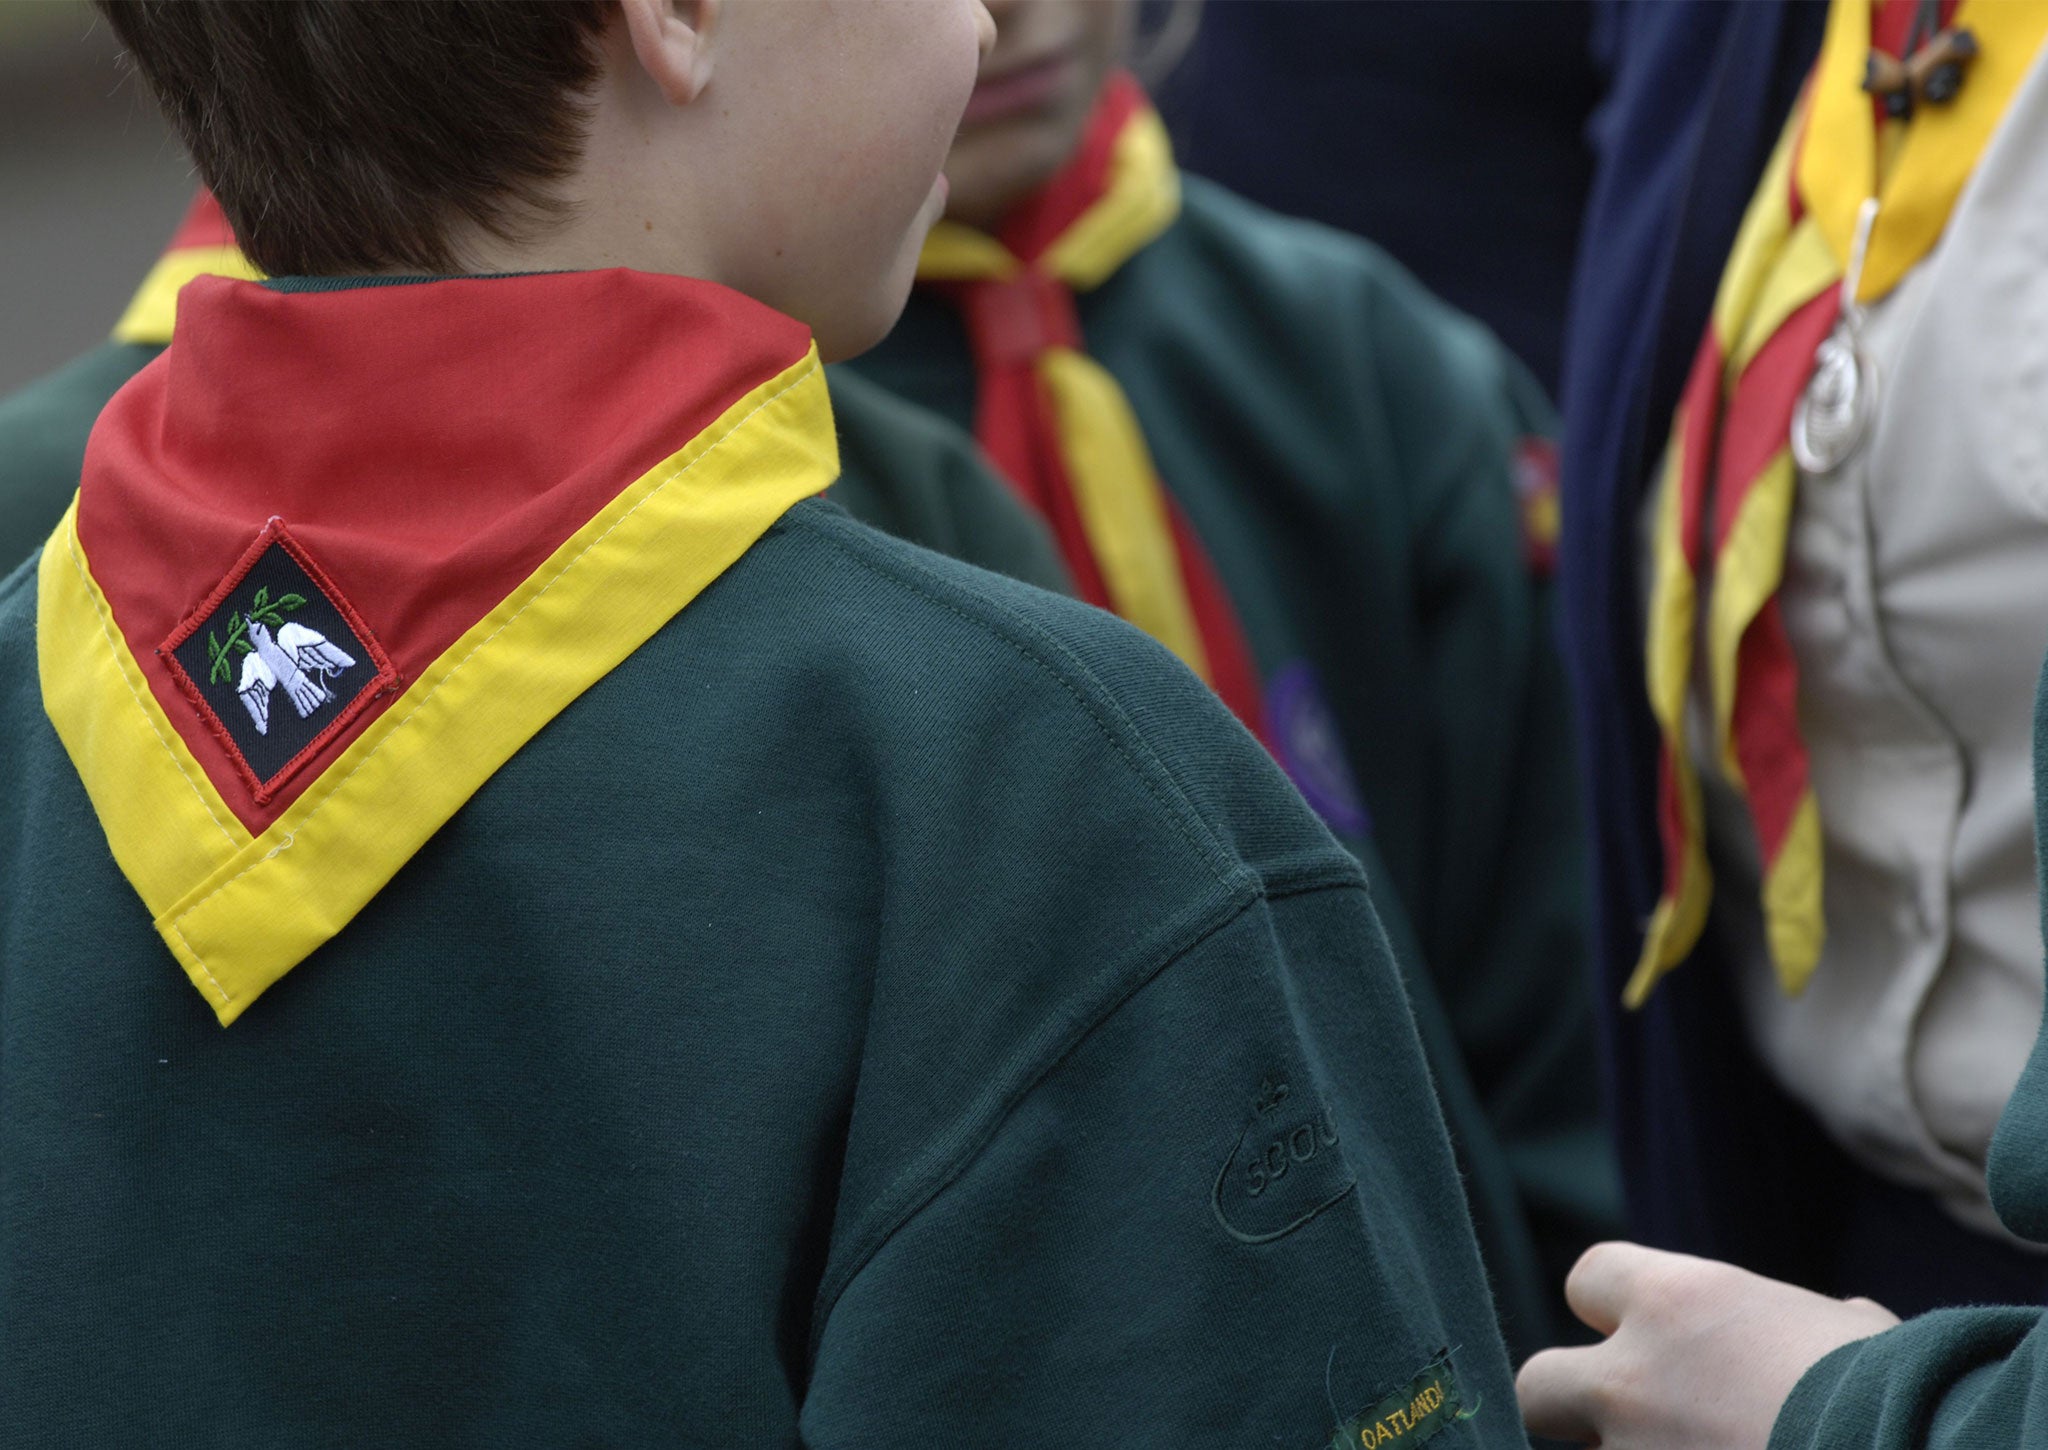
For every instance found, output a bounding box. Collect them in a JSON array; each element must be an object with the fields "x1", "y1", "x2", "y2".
[{"x1": 1338, "y1": 1353, "x2": 1463, "y2": 1449}]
